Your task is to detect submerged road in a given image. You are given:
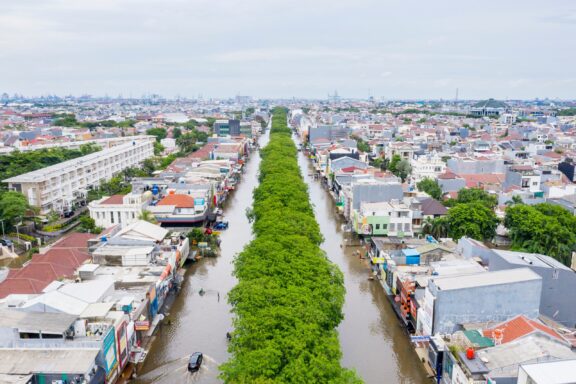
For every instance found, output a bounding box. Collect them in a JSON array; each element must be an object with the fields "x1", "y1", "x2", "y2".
[
  {"x1": 296, "y1": 137, "x2": 430, "y2": 384},
  {"x1": 134, "y1": 130, "x2": 270, "y2": 384},
  {"x1": 135, "y1": 127, "x2": 428, "y2": 384}
]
